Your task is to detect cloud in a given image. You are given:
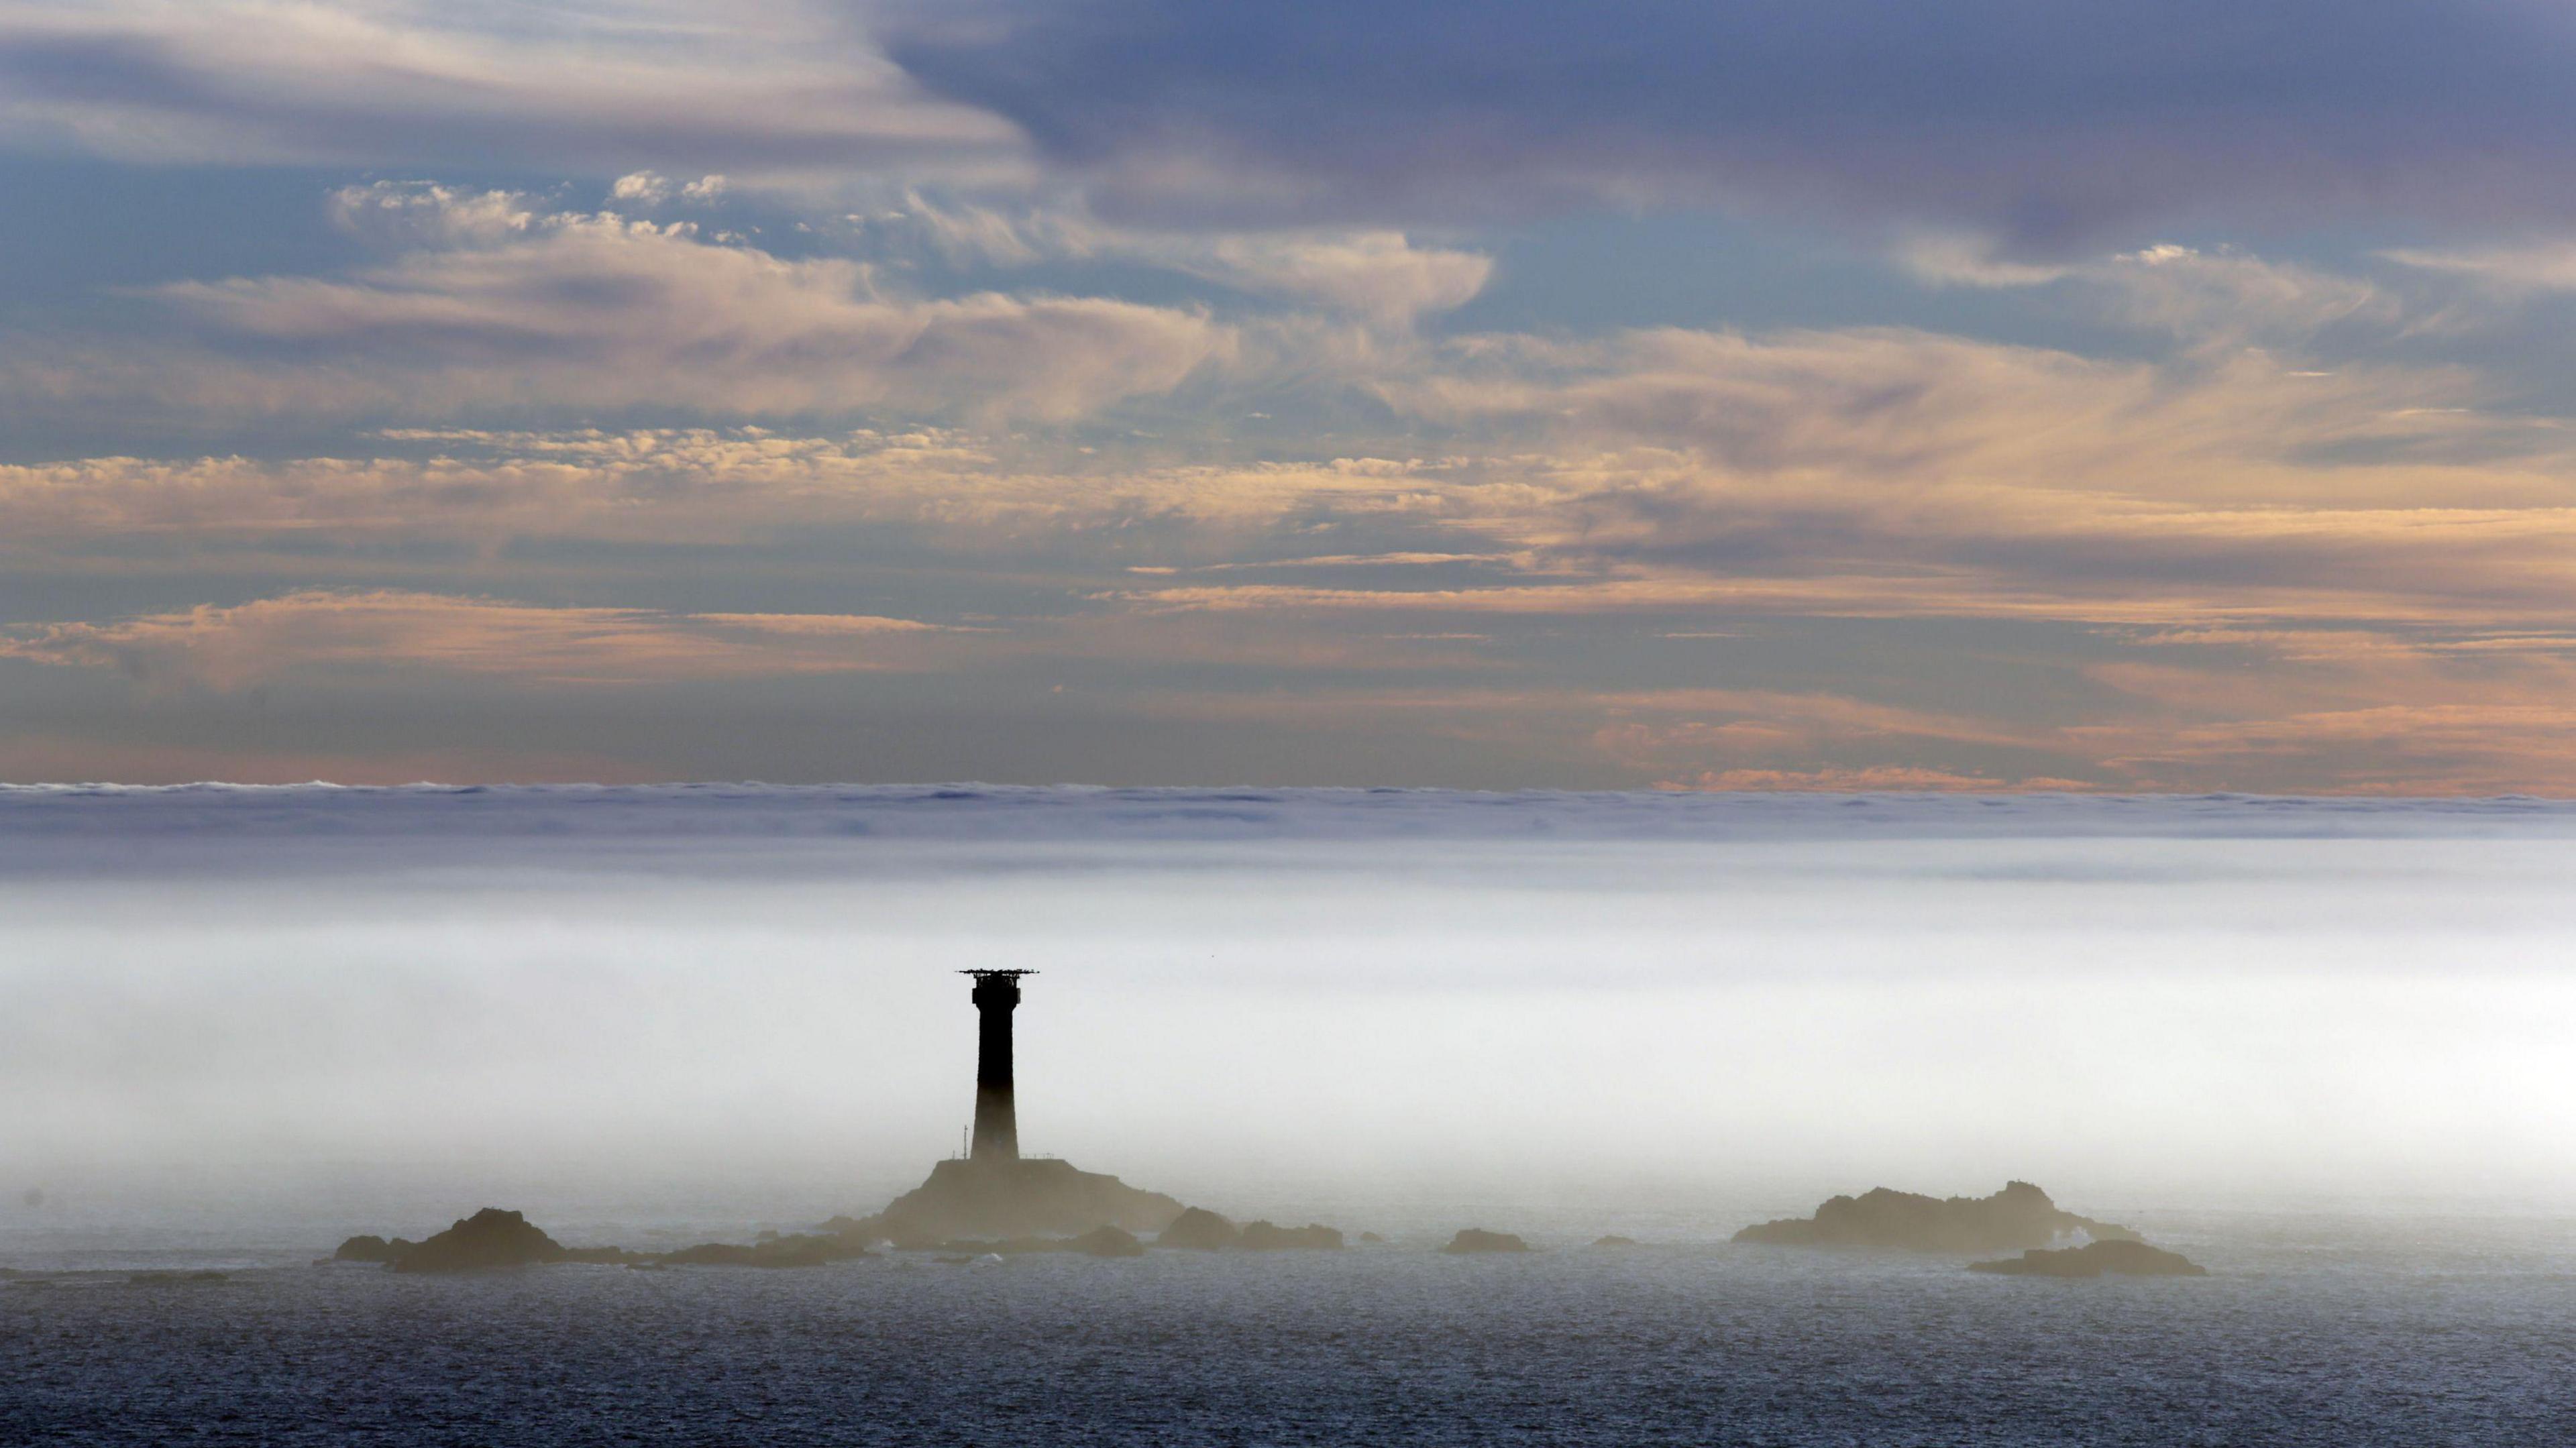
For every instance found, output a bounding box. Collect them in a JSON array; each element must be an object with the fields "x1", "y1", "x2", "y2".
[
  {"x1": 0, "y1": 430, "x2": 1466, "y2": 548},
  {"x1": 83, "y1": 209, "x2": 1235, "y2": 420},
  {"x1": 0, "y1": 590, "x2": 953, "y2": 689},
  {"x1": 2382, "y1": 240, "x2": 2576, "y2": 292},
  {"x1": 610, "y1": 171, "x2": 676, "y2": 205},
  {"x1": 327, "y1": 181, "x2": 540, "y2": 247},
  {"x1": 884, "y1": 0, "x2": 2576, "y2": 248},
  {"x1": 862, "y1": 195, "x2": 1493, "y2": 325},
  {"x1": 1656, "y1": 767, "x2": 2090, "y2": 793},
  {"x1": 1904, "y1": 240, "x2": 2408, "y2": 345},
  {"x1": 607, "y1": 171, "x2": 731, "y2": 207},
  {"x1": 0, "y1": 0, "x2": 1014, "y2": 174},
  {"x1": 1179, "y1": 232, "x2": 1491, "y2": 327}
]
